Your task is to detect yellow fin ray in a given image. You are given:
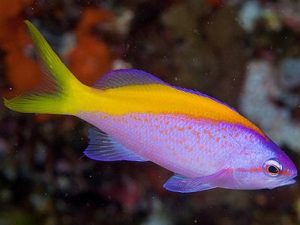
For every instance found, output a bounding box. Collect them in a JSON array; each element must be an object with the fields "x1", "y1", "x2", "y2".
[{"x1": 4, "y1": 21, "x2": 86, "y2": 115}]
